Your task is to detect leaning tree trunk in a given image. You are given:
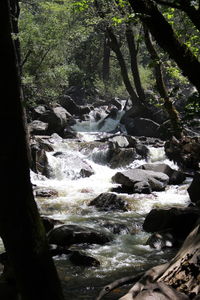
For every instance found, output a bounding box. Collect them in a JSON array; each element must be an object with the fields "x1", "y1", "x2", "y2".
[
  {"x1": 143, "y1": 26, "x2": 183, "y2": 139},
  {"x1": 125, "y1": 25, "x2": 146, "y2": 103},
  {"x1": 0, "y1": 1, "x2": 64, "y2": 299},
  {"x1": 106, "y1": 27, "x2": 146, "y2": 114},
  {"x1": 128, "y1": 0, "x2": 200, "y2": 94}
]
